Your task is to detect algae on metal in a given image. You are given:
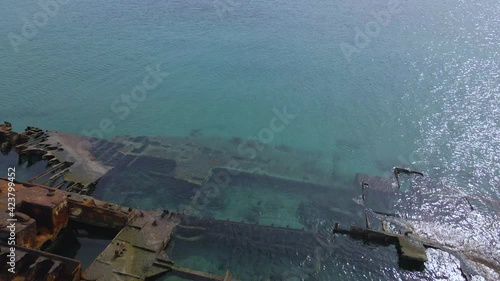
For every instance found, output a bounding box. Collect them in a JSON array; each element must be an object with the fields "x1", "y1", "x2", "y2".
[{"x1": 1, "y1": 124, "x2": 491, "y2": 281}]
